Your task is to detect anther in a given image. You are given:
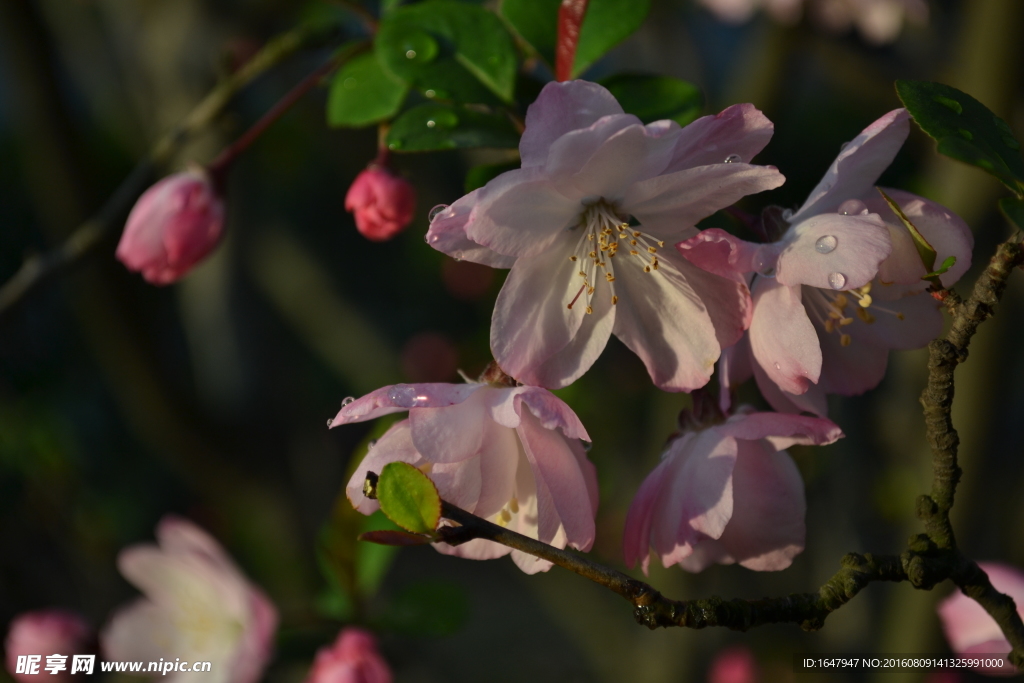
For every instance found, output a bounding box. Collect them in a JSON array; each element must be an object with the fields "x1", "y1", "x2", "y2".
[
  {"x1": 840, "y1": 334, "x2": 852, "y2": 346},
  {"x1": 570, "y1": 255, "x2": 578, "y2": 261},
  {"x1": 585, "y1": 305, "x2": 593, "y2": 314},
  {"x1": 509, "y1": 498, "x2": 519, "y2": 513},
  {"x1": 647, "y1": 246, "x2": 657, "y2": 254},
  {"x1": 605, "y1": 273, "x2": 615, "y2": 282},
  {"x1": 824, "y1": 319, "x2": 835, "y2": 333},
  {"x1": 644, "y1": 265, "x2": 652, "y2": 273},
  {"x1": 612, "y1": 295, "x2": 618, "y2": 305}
]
